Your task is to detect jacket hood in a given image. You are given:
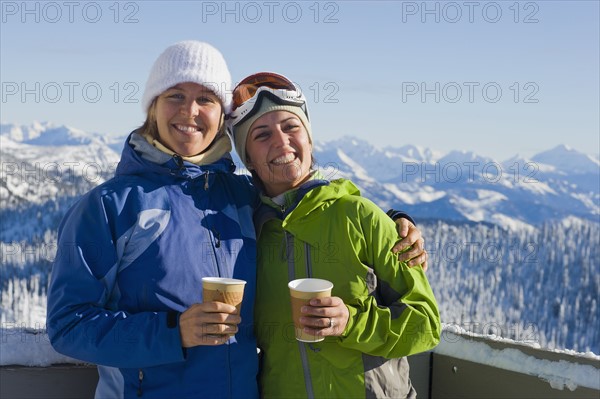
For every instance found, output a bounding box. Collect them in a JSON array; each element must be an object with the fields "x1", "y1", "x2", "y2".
[
  {"x1": 283, "y1": 178, "x2": 361, "y2": 229},
  {"x1": 115, "y1": 130, "x2": 236, "y2": 180}
]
